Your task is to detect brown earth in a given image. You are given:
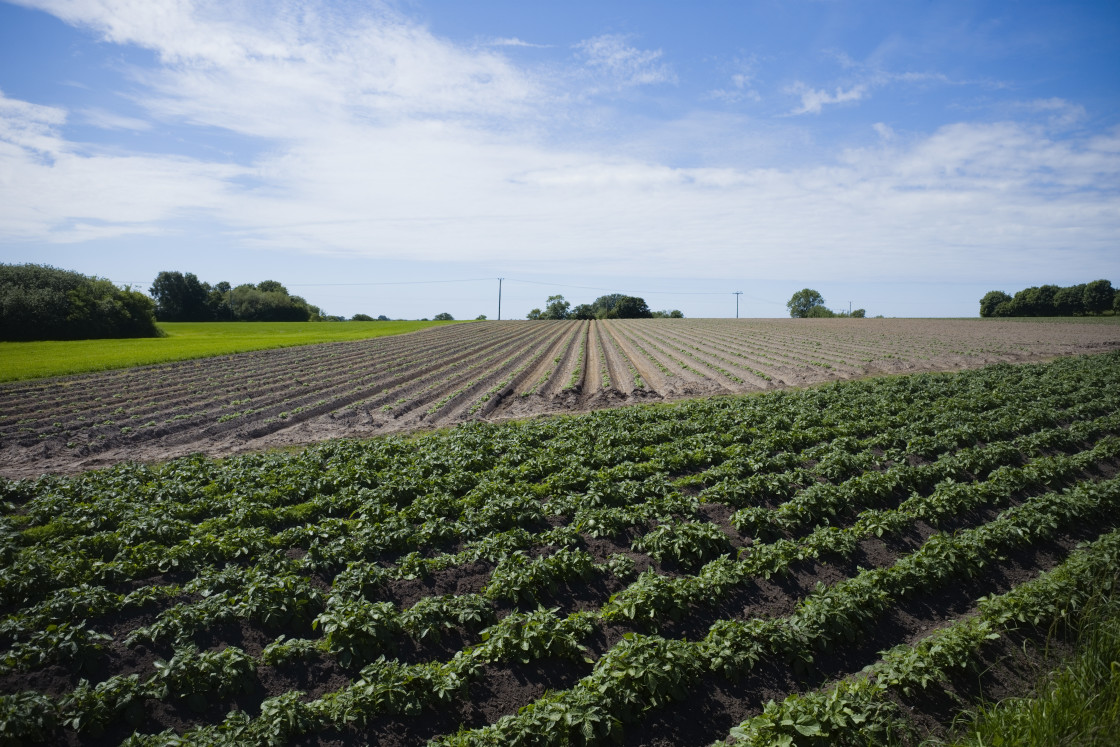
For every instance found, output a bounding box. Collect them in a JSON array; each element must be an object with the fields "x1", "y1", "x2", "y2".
[{"x1": 2, "y1": 318, "x2": 1118, "y2": 479}]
